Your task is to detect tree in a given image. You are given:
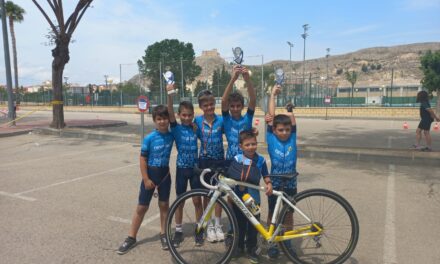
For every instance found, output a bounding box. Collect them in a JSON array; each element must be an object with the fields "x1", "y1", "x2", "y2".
[
  {"x1": 0, "y1": 1, "x2": 25, "y2": 91},
  {"x1": 118, "y1": 82, "x2": 141, "y2": 96},
  {"x1": 193, "y1": 80, "x2": 211, "y2": 98},
  {"x1": 420, "y1": 50, "x2": 440, "y2": 113},
  {"x1": 32, "y1": 0, "x2": 93, "y2": 128},
  {"x1": 138, "y1": 39, "x2": 201, "y2": 96},
  {"x1": 211, "y1": 65, "x2": 232, "y2": 97},
  {"x1": 345, "y1": 70, "x2": 358, "y2": 107},
  {"x1": 361, "y1": 64, "x2": 368, "y2": 73},
  {"x1": 248, "y1": 65, "x2": 275, "y2": 101}
]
